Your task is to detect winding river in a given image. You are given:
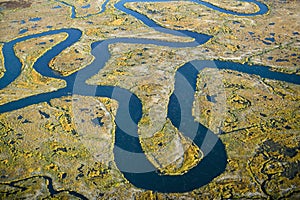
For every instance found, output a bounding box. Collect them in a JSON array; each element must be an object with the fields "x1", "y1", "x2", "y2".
[{"x1": 1, "y1": 0, "x2": 299, "y2": 194}]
